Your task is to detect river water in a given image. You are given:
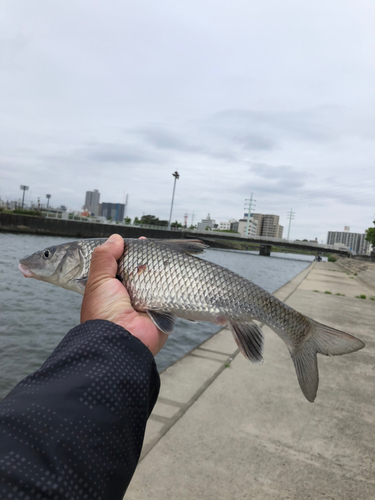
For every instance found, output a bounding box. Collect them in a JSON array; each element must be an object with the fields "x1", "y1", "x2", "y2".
[{"x1": 0, "y1": 233, "x2": 315, "y2": 400}]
